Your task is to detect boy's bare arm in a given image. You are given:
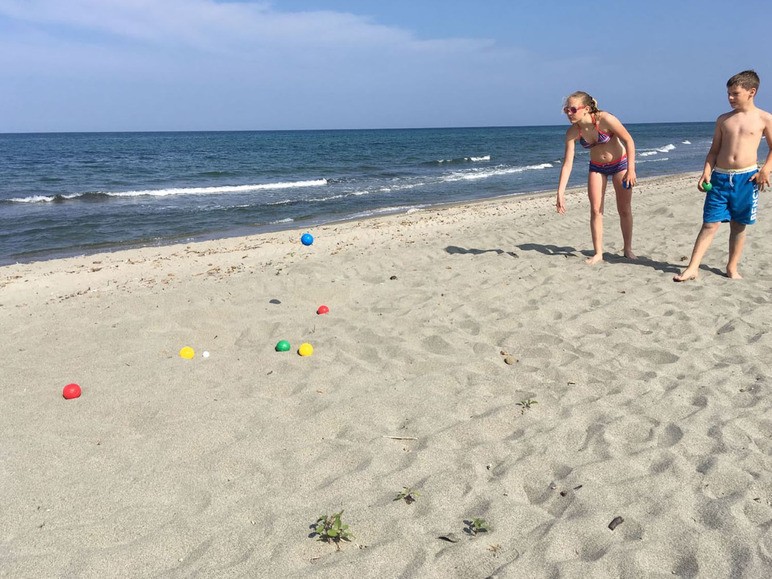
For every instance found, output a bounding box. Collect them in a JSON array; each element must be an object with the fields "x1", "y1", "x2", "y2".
[
  {"x1": 754, "y1": 110, "x2": 772, "y2": 190},
  {"x1": 700, "y1": 116, "x2": 724, "y2": 187}
]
